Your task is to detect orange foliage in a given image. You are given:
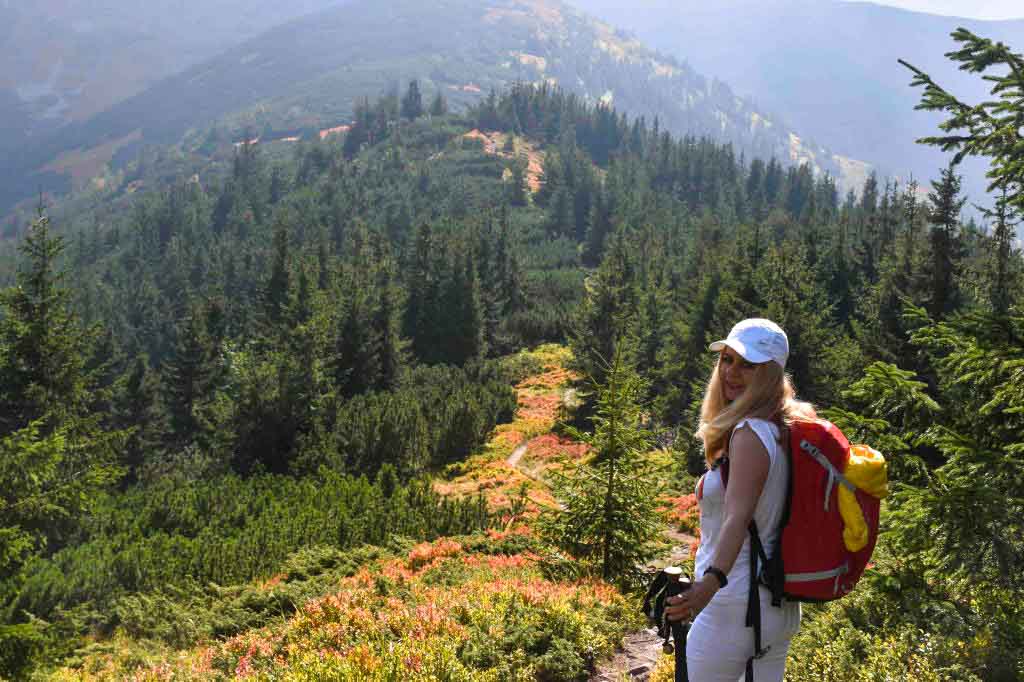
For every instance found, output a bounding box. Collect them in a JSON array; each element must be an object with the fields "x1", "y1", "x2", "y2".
[
  {"x1": 485, "y1": 526, "x2": 533, "y2": 542},
  {"x1": 660, "y1": 494, "x2": 698, "y2": 522},
  {"x1": 660, "y1": 494, "x2": 700, "y2": 534},
  {"x1": 516, "y1": 366, "x2": 575, "y2": 391},
  {"x1": 435, "y1": 346, "x2": 581, "y2": 514},
  {"x1": 526, "y1": 433, "x2": 590, "y2": 462},
  {"x1": 518, "y1": 393, "x2": 562, "y2": 421},
  {"x1": 73, "y1": 535, "x2": 639, "y2": 680},
  {"x1": 408, "y1": 538, "x2": 463, "y2": 569},
  {"x1": 493, "y1": 429, "x2": 526, "y2": 448},
  {"x1": 319, "y1": 124, "x2": 351, "y2": 140},
  {"x1": 258, "y1": 573, "x2": 288, "y2": 591}
]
